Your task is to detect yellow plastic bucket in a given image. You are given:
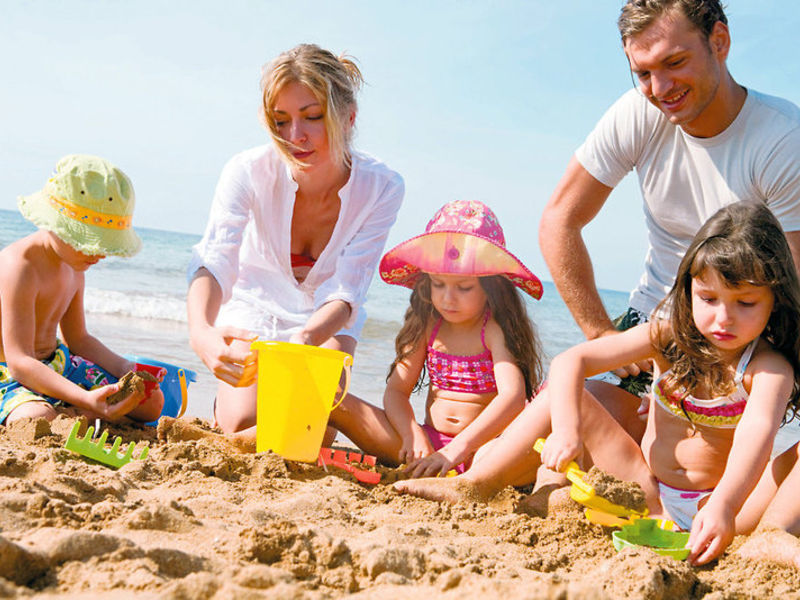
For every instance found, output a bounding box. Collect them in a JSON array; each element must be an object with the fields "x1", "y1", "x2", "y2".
[{"x1": 252, "y1": 341, "x2": 353, "y2": 462}]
